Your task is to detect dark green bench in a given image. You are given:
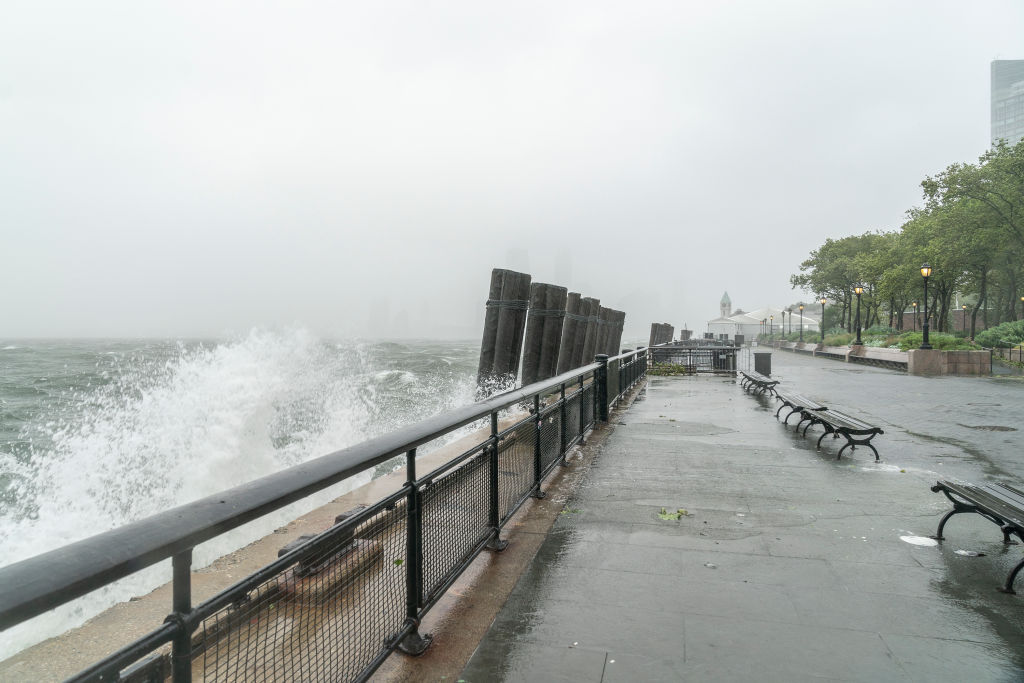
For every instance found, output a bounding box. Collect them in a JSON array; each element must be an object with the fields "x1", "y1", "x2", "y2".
[
  {"x1": 739, "y1": 371, "x2": 779, "y2": 396},
  {"x1": 774, "y1": 390, "x2": 827, "y2": 425},
  {"x1": 931, "y1": 480, "x2": 1024, "y2": 594},
  {"x1": 802, "y1": 408, "x2": 884, "y2": 460}
]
